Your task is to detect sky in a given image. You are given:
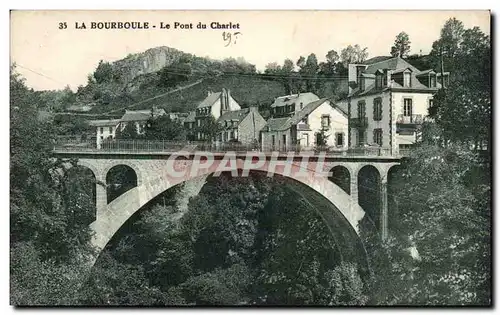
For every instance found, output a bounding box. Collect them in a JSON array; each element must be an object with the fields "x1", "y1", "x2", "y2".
[{"x1": 10, "y1": 10, "x2": 490, "y2": 91}]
